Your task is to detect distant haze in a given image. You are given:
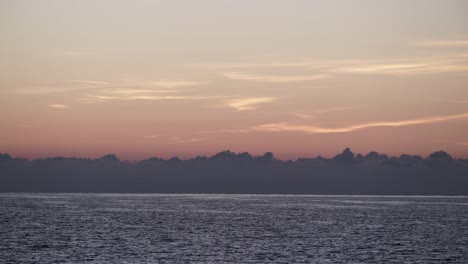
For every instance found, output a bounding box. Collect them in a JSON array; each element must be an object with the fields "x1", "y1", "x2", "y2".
[{"x1": 1, "y1": 0, "x2": 468, "y2": 160}]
